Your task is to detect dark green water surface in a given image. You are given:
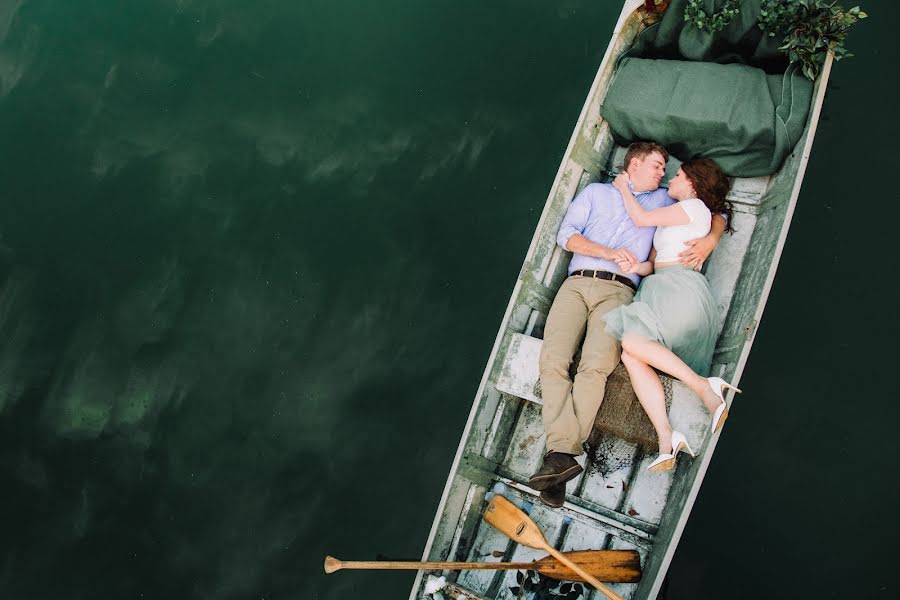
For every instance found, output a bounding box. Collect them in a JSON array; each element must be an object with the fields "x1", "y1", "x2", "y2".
[{"x1": 0, "y1": 1, "x2": 897, "y2": 598}]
